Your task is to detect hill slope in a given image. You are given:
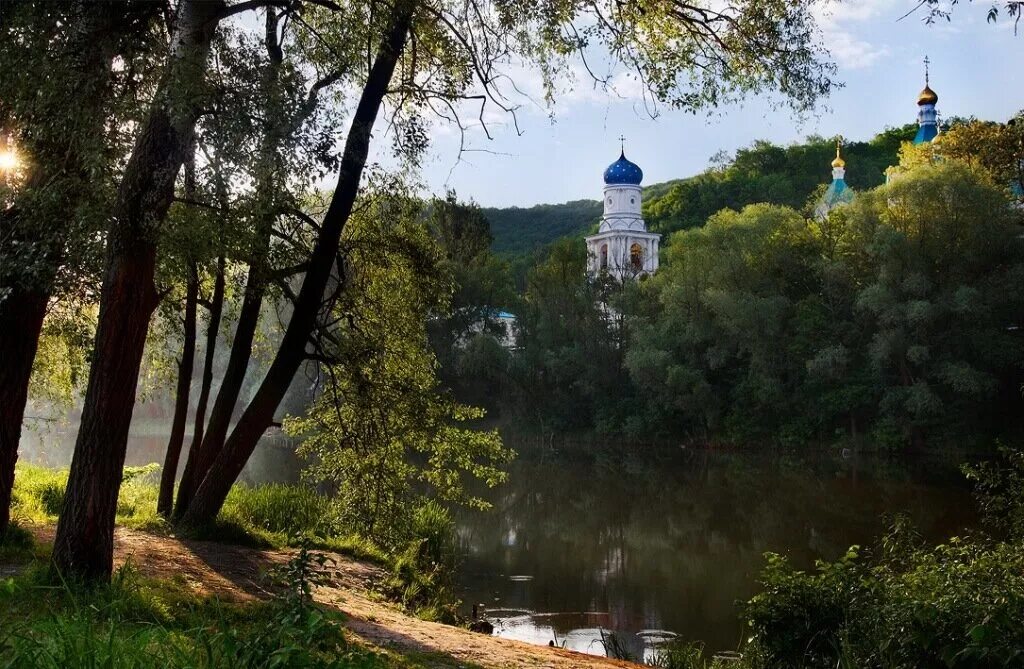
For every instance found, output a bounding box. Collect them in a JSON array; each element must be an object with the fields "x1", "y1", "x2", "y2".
[{"x1": 483, "y1": 199, "x2": 602, "y2": 257}]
